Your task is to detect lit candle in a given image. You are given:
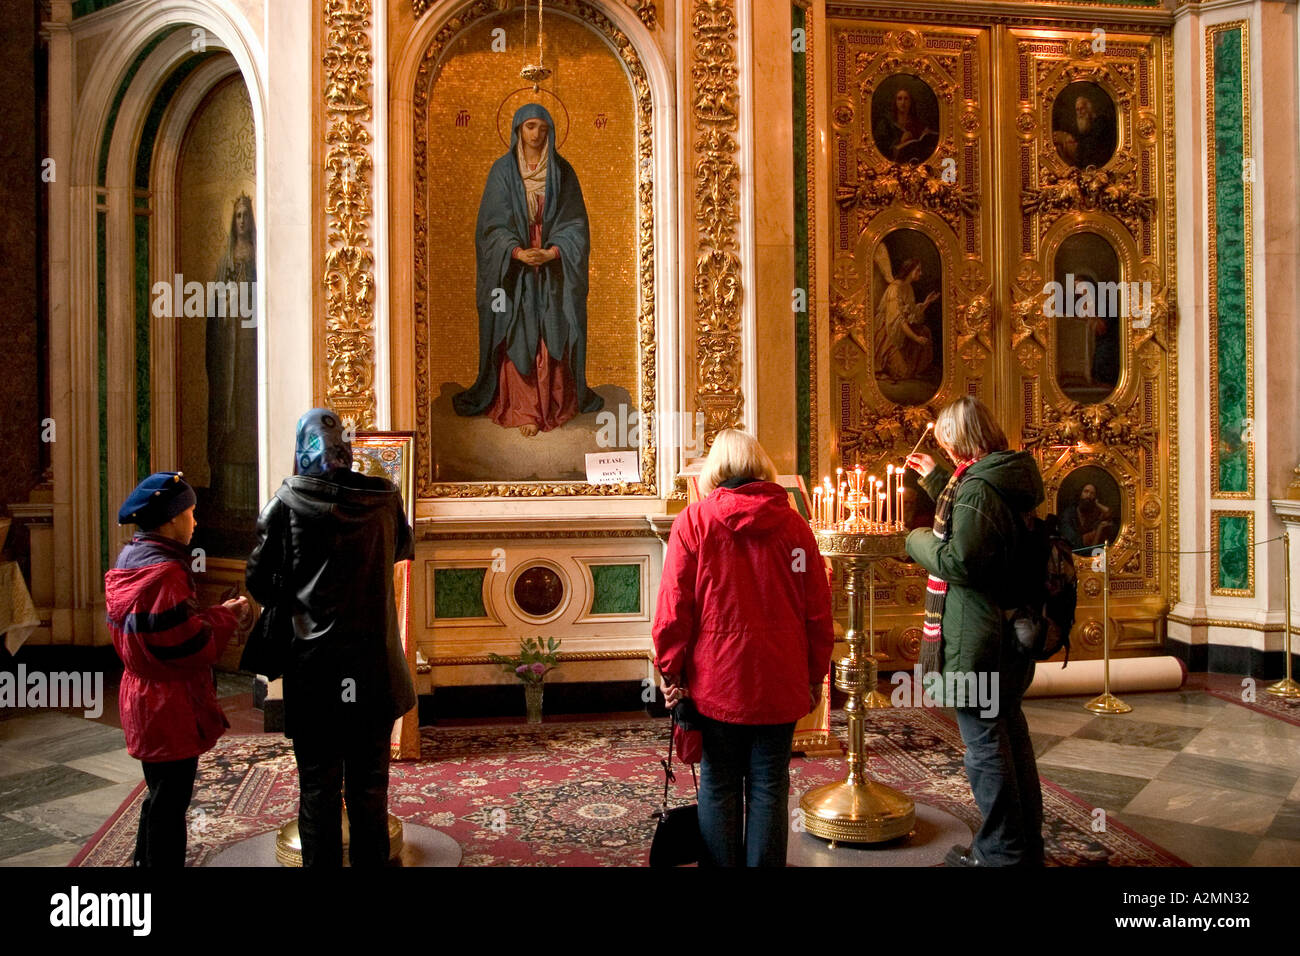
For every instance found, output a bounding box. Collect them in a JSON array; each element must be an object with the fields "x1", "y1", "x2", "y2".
[
  {"x1": 879, "y1": 491, "x2": 886, "y2": 531},
  {"x1": 812, "y1": 486, "x2": 822, "y2": 527},
  {"x1": 886, "y1": 464, "x2": 895, "y2": 526},
  {"x1": 896, "y1": 483, "x2": 905, "y2": 530},
  {"x1": 906, "y1": 421, "x2": 936, "y2": 464},
  {"x1": 835, "y1": 468, "x2": 843, "y2": 525}
]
